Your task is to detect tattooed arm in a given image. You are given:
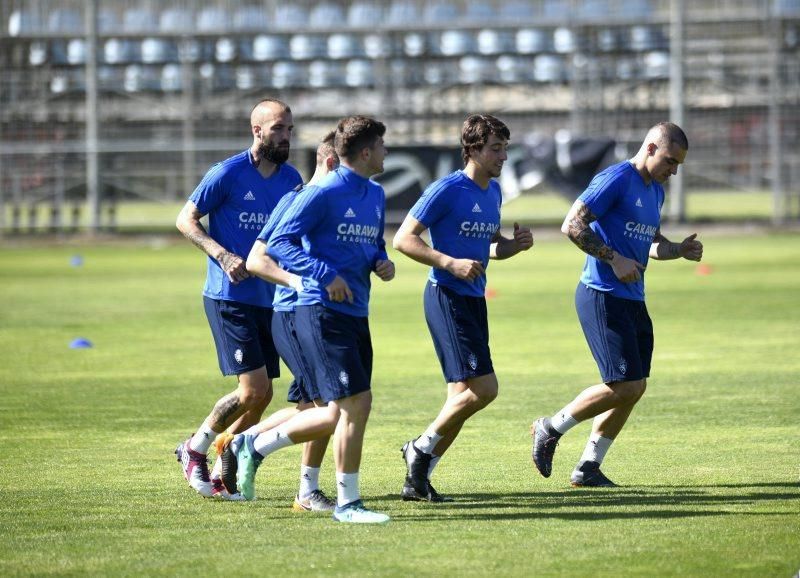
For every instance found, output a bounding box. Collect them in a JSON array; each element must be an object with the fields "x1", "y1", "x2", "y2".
[
  {"x1": 650, "y1": 229, "x2": 703, "y2": 261},
  {"x1": 561, "y1": 199, "x2": 645, "y2": 283},
  {"x1": 176, "y1": 200, "x2": 249, "y2": 283}
]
